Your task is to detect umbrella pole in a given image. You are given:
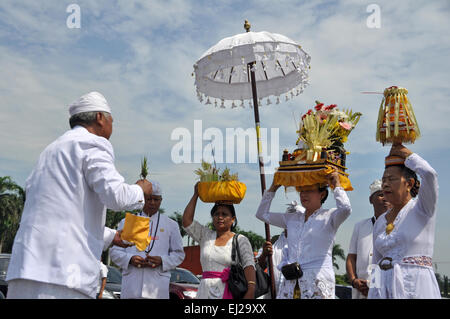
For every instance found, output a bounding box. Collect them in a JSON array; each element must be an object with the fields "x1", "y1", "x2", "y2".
[{"x1": 248, "y1": 62, "x2": 277, "y2": 299}]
